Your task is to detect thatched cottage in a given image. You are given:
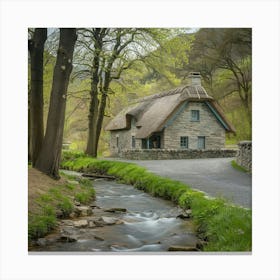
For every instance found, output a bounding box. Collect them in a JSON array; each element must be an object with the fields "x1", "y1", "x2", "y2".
[{"x1": 106, "y1": 72, "x2": 235, "y2": 156}]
